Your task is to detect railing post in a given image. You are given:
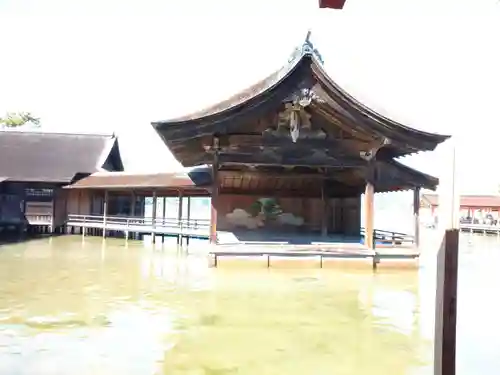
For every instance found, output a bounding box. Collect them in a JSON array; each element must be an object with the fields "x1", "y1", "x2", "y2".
[
  {"x1": 102, "y1": 190, "x2": 108, "y2": 239},
  {"x1": 82, "y1": 215, "x2": 86, "y2": 238},
  {"x1": 152, "y1": 191, "x2": 157, "y2": 244}
]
